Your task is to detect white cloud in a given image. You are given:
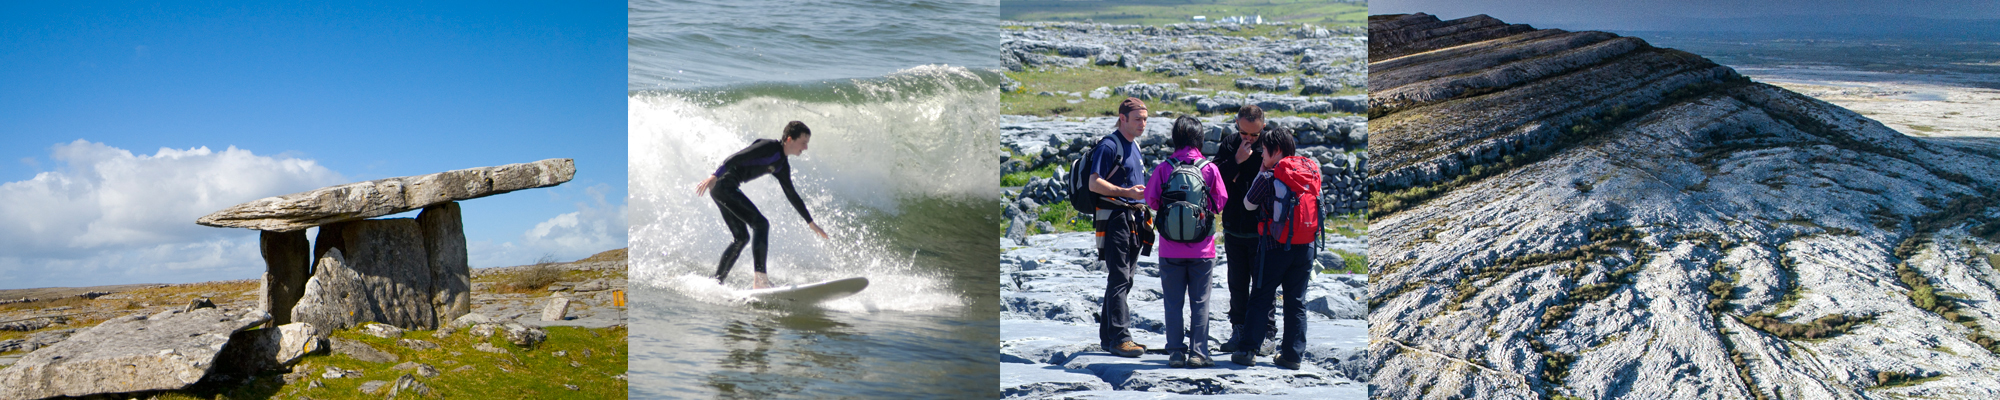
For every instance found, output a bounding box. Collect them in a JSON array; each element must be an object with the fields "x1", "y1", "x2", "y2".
[
  {"x1": 468, "y1": 183, "x2": 628, "y2": 269},
  {"x1": 0, "y1": 140, "x2": 345, "y2": 288}
]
